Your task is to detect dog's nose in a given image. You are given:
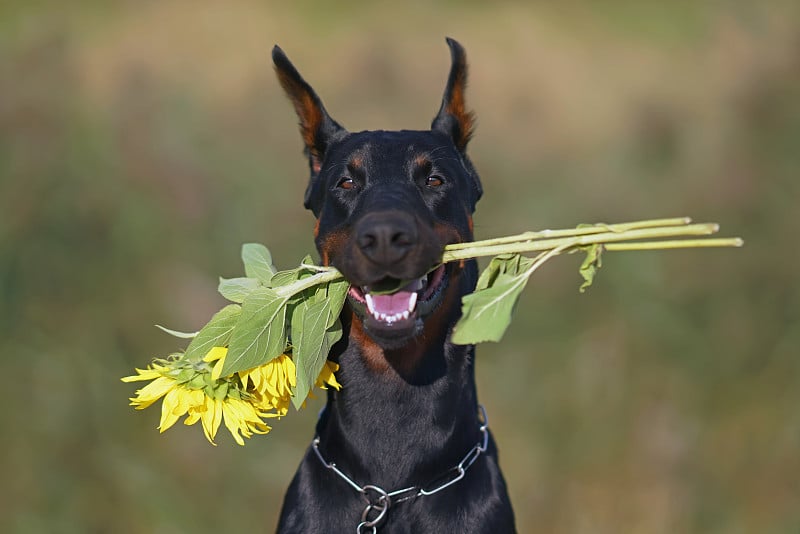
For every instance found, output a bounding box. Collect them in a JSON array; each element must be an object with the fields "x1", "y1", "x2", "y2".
[{"x1": 356, "y1": 212, "x2": 419, "y2": 267}]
